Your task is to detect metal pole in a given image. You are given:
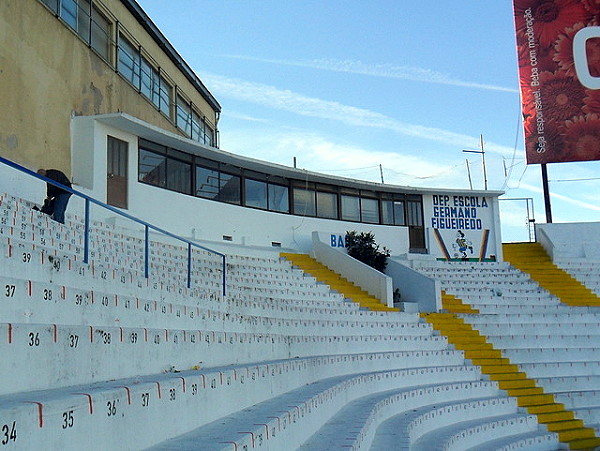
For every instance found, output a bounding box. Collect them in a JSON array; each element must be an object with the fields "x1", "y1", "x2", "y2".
[
  {"x1": 465, "y1": 159, "x2": 473, "y2": 190},
  {"x1": 221, "y1": 254, "x2": 227, "y2": 297},
  {"x1": 84, "y1": 199, "x2": 90, "y2": 264},
  {"x1": 187, "y1": 243, "x2": 192, "y2": 289},
  {"x1": 144, "y1": 225, "x2": 149, "y2": 279},
  {"x1": 480, "y1": 134, "x2": 488, "y2": 190},
  {"x1": 541, "y1": 163, "x2": 553, "y2": 223},
  {"x1": 379, "y1": 164, "x2": 384, "y2": 184}
]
